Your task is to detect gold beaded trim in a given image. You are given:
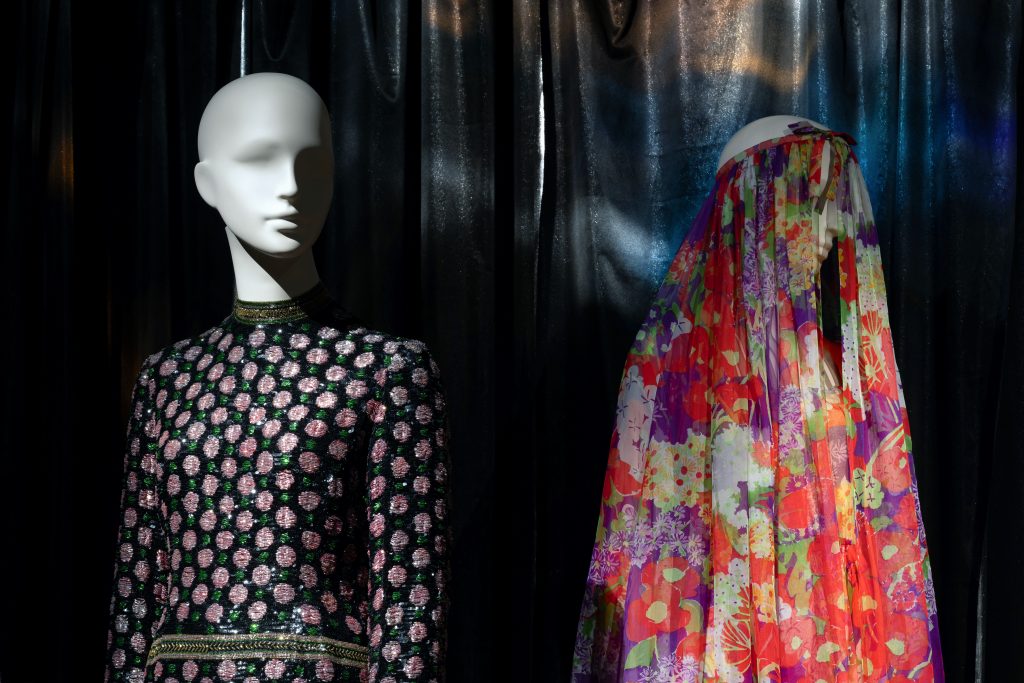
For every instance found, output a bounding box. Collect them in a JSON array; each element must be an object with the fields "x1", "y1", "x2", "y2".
[
  {"x1": 146, "y1": 631, "x2": 369, "y2": 669},
  {"x1": 232, "y1": 281, "x2": 335, "y2": 324}
]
